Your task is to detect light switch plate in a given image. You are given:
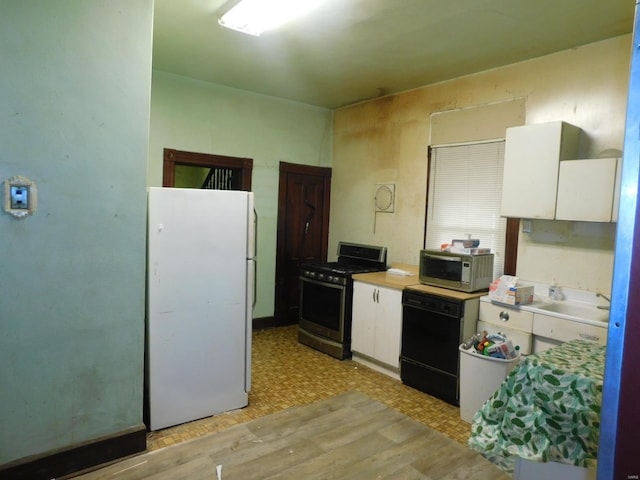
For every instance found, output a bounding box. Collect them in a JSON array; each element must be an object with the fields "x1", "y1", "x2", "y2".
[
  {"x1": 10, "y1": 185, "x2": 29, "y2": 209},
  {"x1": 4, "y1": 176, "x2": 37, "y2": 218}
]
